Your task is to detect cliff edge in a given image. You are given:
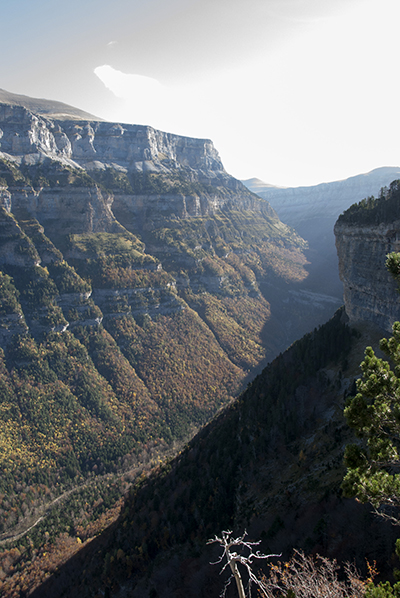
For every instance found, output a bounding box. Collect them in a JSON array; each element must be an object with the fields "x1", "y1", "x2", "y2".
[{"x1": 334, "y1": 180, "x2": 400, "y2": 332}]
